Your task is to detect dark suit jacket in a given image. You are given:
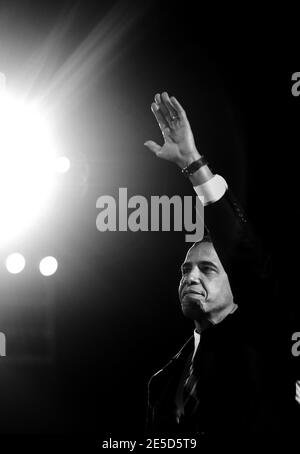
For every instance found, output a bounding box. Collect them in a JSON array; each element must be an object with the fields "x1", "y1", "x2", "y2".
[{"x1": 146, "y1": 188, "x2": 291, "y2": 439}]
